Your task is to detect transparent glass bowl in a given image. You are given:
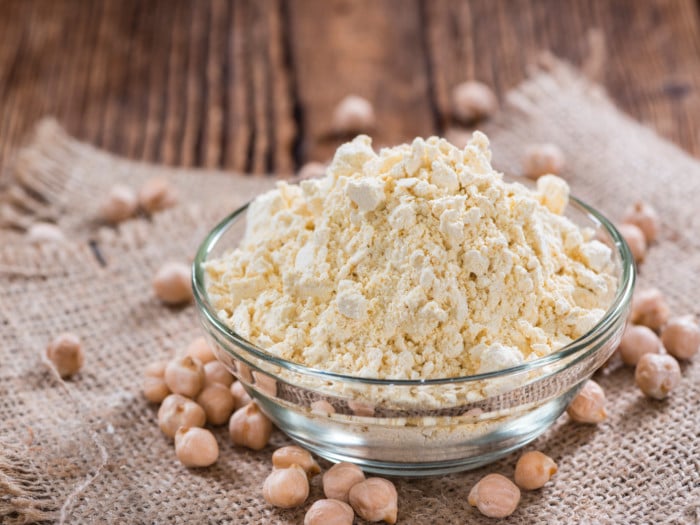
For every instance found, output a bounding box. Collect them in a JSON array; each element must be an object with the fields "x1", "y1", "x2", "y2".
[{"x1": 192, "y1": 197, "x2": 635, "y2": 476}]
